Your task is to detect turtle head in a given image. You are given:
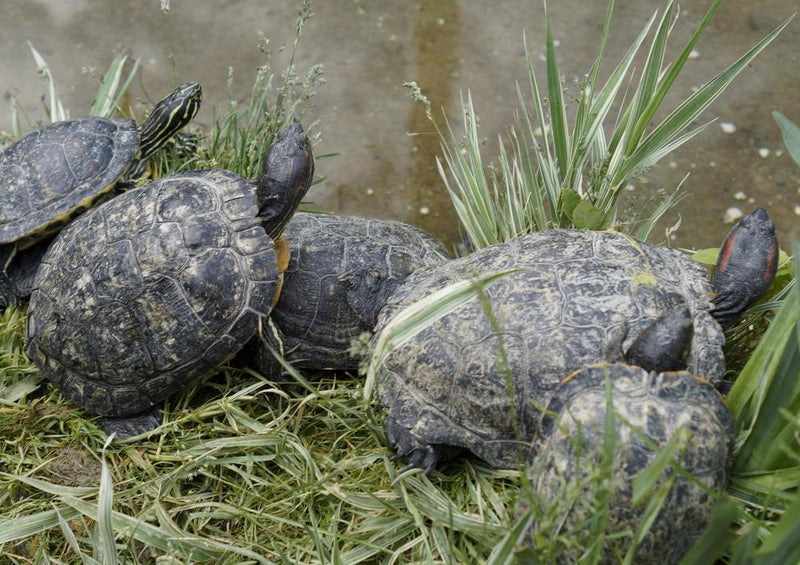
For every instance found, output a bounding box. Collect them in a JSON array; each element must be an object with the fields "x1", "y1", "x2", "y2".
[
  {"x1": 137, "y1": 82, "x2": 202, "y2": 160},
  {"x1": 625, "y1": 305, "x2": 694, "y2": 372},
  {"x1": 712, "y1": 207, "x2": 778, "y2": 326},
  {"x1": 257, "y1": 122, "x2": 315, "y2": 240}
]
